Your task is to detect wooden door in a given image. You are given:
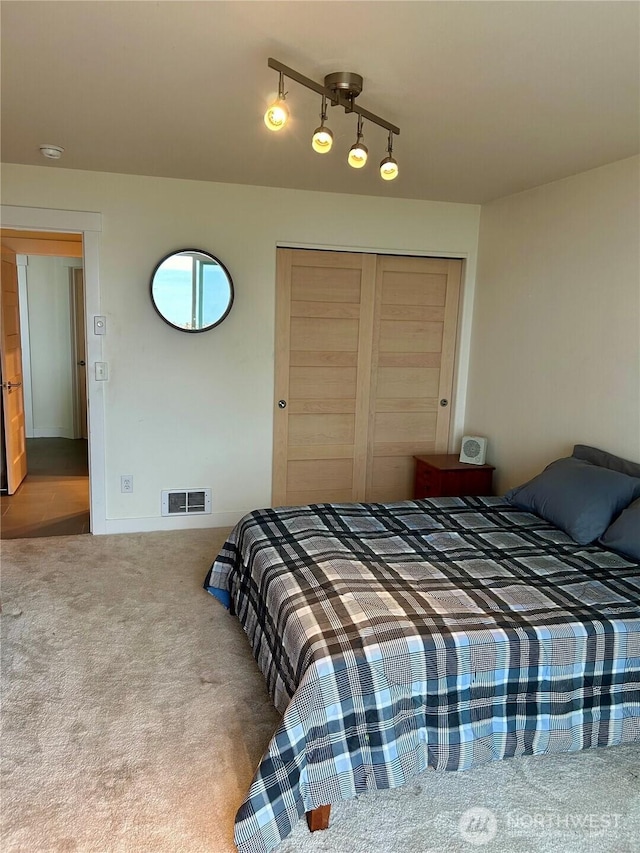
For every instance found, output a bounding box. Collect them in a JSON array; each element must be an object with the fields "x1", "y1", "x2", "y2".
[
  {"x1": 273, "y1": 250, "x2": 462, "y2": 506},
  {"x1": 1, "y1": 246, "x2": 28, "y2": 493},
  {"x1": 366, "y1": 256, "x2": 462, "y2": 501},
  {"x1": 272, "y1": 249, "x2": 376, "y2": 506}
]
